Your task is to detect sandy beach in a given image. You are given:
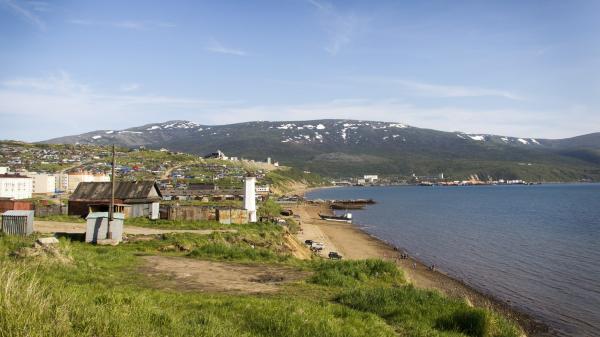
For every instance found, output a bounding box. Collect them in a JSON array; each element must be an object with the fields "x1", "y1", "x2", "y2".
[{"x1": 289, "y1": 199, "x2": 553, "y2": 337}]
